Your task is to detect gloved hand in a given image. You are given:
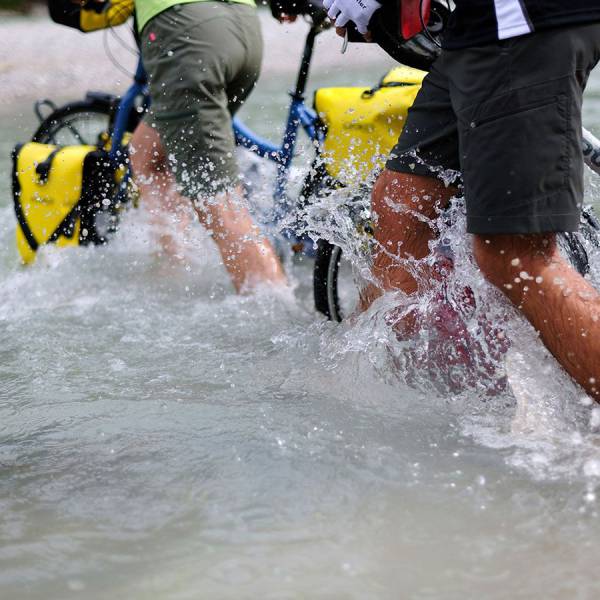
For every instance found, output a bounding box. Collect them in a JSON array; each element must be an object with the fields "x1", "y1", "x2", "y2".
[{"x1": 323, "y1": 0, "x2": 381, "y2": 35}]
